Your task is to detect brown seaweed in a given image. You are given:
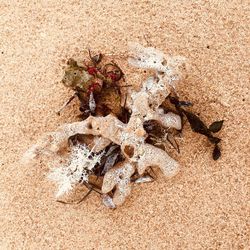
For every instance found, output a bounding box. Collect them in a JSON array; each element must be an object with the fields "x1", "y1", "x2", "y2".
[
  {"x1": 166, "y1": 95, "x2": 224, "y2": 160},
  {"x1": 209, "y1": 120, "x2": 224, "y2": 133}
]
